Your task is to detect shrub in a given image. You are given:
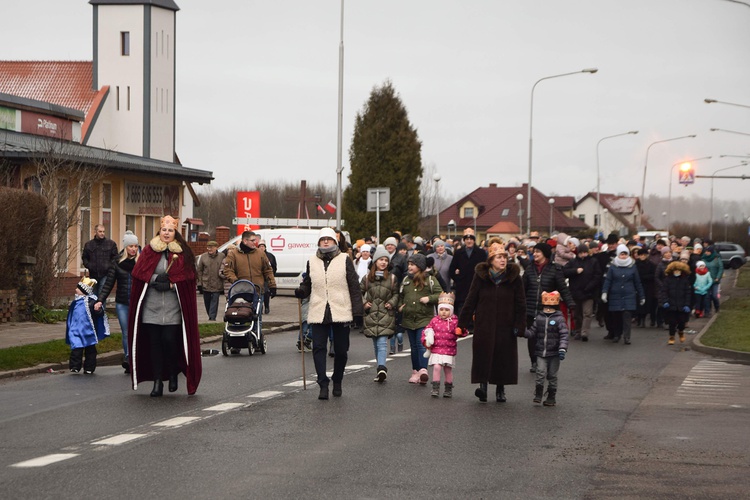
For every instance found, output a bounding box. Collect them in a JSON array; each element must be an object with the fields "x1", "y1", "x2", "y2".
[{"x1": 0, "y1": 187, "x2": 47, "y2": 290}]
